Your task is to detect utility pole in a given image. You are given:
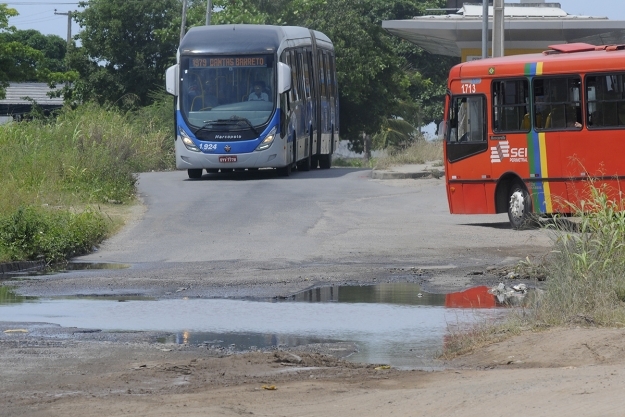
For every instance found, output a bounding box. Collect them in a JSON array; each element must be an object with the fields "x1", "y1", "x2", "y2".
[
  {"x1": 481, "y1": 0, "x2": 488, "y2": 59},
  {"x1": 180, "y1": 0, "x2": 188, "y2": 42},
  {"x1": 492, "y1": 0, "x2": 505, "y2": 57},
  {"x1": 54, "y1": 9, "x2": 72, "y2": 49},
  {"x1": 206, "y1": 0, "x2": 212, "y2": 25}
]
